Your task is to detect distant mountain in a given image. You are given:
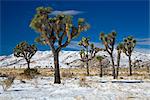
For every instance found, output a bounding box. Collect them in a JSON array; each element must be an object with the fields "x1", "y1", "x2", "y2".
[{"x1": 0, "y1": 50, "x2": 150, "y2": 68}]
